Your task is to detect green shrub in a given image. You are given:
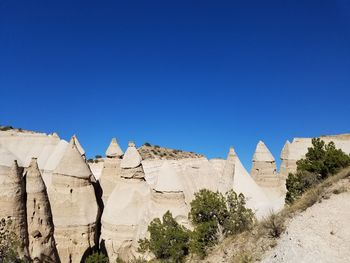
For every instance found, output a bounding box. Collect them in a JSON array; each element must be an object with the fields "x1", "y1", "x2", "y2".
[
  {"x1": 144, "y1": 142, "x2": 151, "y2": 147},
  {"x1": 87, "y1": 159, "x2": 94, "y2": 163},
  {"x1": 0, "y1": 218, "x2": 22, "y2": 263},
  {"x1": 296, "y1": 138, "x2": 350, "y2": 179},
  {"x1": 154, "y1": 145, "x2": 160, "y2": 149},
  {"x1": 261, "y1": 213, "x2": 285, "y2": 238},
  {"x1": 138, "y1": 211, "x2": 190, "y2": 262},
  {"x1": 224, "y1": 191, "x2": 255, "y2": 235},
  {"x1": 286, "y1": 138, "x2": 350, "y2": 204},
  {"x1": 189, "y1": 189, "x2": 228, "y2": 226},
  {"x1": 189, "y1": 189, "x2": 254, "y2": 257},
  {"x1": 95, "y1": 155, "x2": 102, "y2": 159},
  {"x1": 85, "y1": 252, "x2": 108, "y2": 263},
  {"x1": 285, "y1": 171, "x2": 319, "y2": 204}
]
